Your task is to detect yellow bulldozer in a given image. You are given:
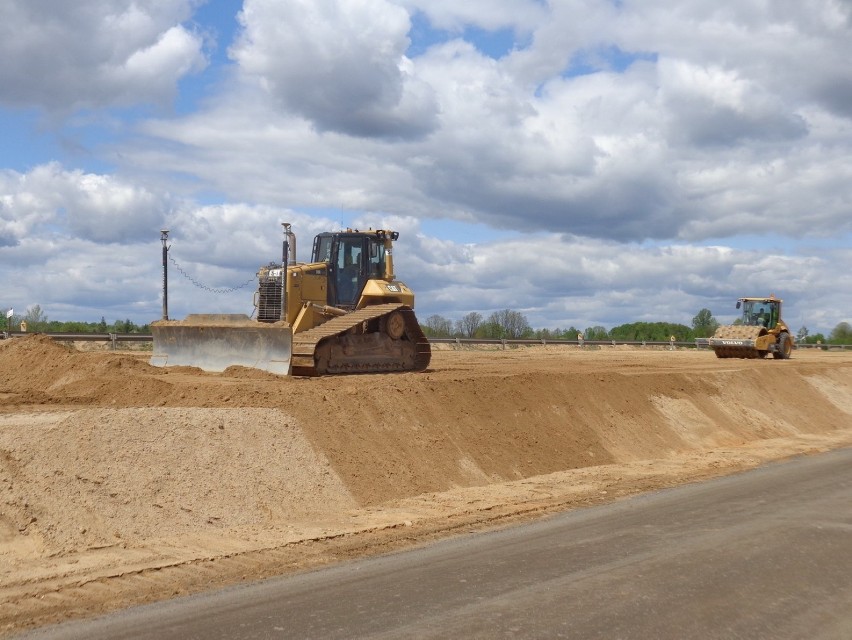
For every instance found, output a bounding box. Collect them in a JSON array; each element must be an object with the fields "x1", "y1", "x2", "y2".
[
  {"x1": 707, "y1": 295, "x2": 794, "y2": 359},
  {"x1": 150, "y1": 224, "x2": 431, "y2": 376}
]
